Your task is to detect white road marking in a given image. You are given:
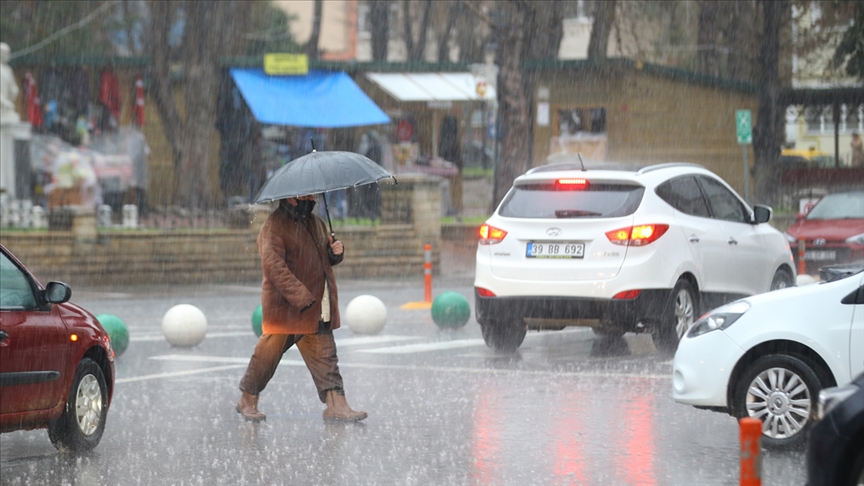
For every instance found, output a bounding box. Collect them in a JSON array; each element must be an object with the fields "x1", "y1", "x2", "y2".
[
  {"x1": 131, "y1": 331, "x2": 252, "y2": 342},
  {"x1": 148, "y1": 354, "x2": 670, "y2": 381},
  {"x1": 130, "y1": 333, "x2": 422, "y2": 344},
  {"x1": 116, "y1": 364, "x2": 248, "y2": 384},
  {"x1": 332, "y1": 335, "x2": 422, "y2": 347},
  {"x1": 358, "y1": 339, "x2": 486, "y2": 354},
  {"x1": 353, "y1": 329, "x2": 591, "y2": 354}
]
